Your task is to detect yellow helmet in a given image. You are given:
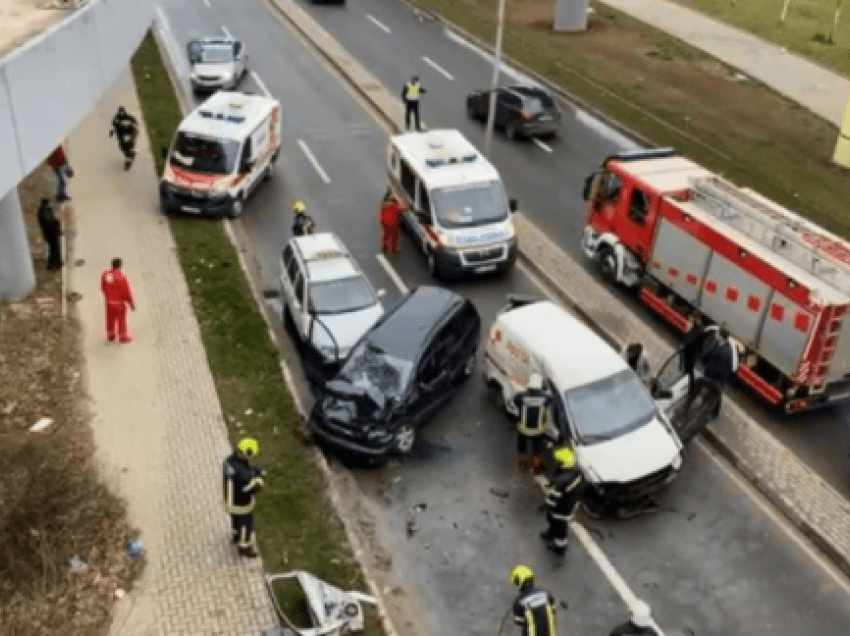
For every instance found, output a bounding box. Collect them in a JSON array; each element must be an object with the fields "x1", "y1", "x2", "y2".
[
  {"x1": 291, "y1": 199, "x2": 306, "y2": 214},
  {"x1": 237, "y1": 437, "x2": 259, "y2": 458},
  {"x1": 553, "y1": 446, "x2": 576, "y2": 469},
  {"x1": 509, "y1": 564, "x2": 534, "y2": 587}
]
